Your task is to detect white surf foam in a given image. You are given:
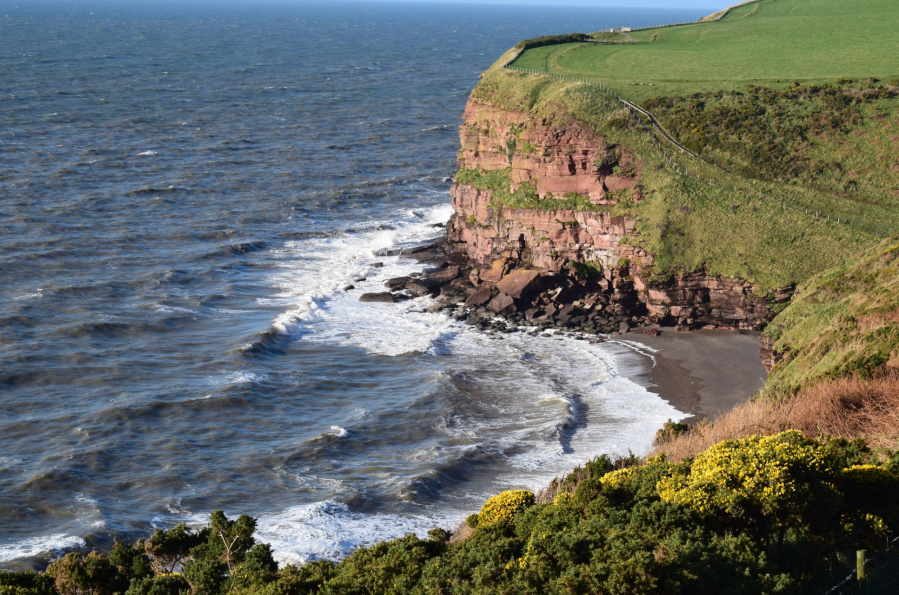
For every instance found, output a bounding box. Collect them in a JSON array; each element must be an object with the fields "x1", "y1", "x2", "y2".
[
  {"x1": 0, "y1": 534, "x2": 86, "y2": 563},
  {"x1": 264, "y1": 203, "x2": 453, "y2": 341},
  {"x1": 255, "y1": 500, "x2": 459, "y2": 566}
]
